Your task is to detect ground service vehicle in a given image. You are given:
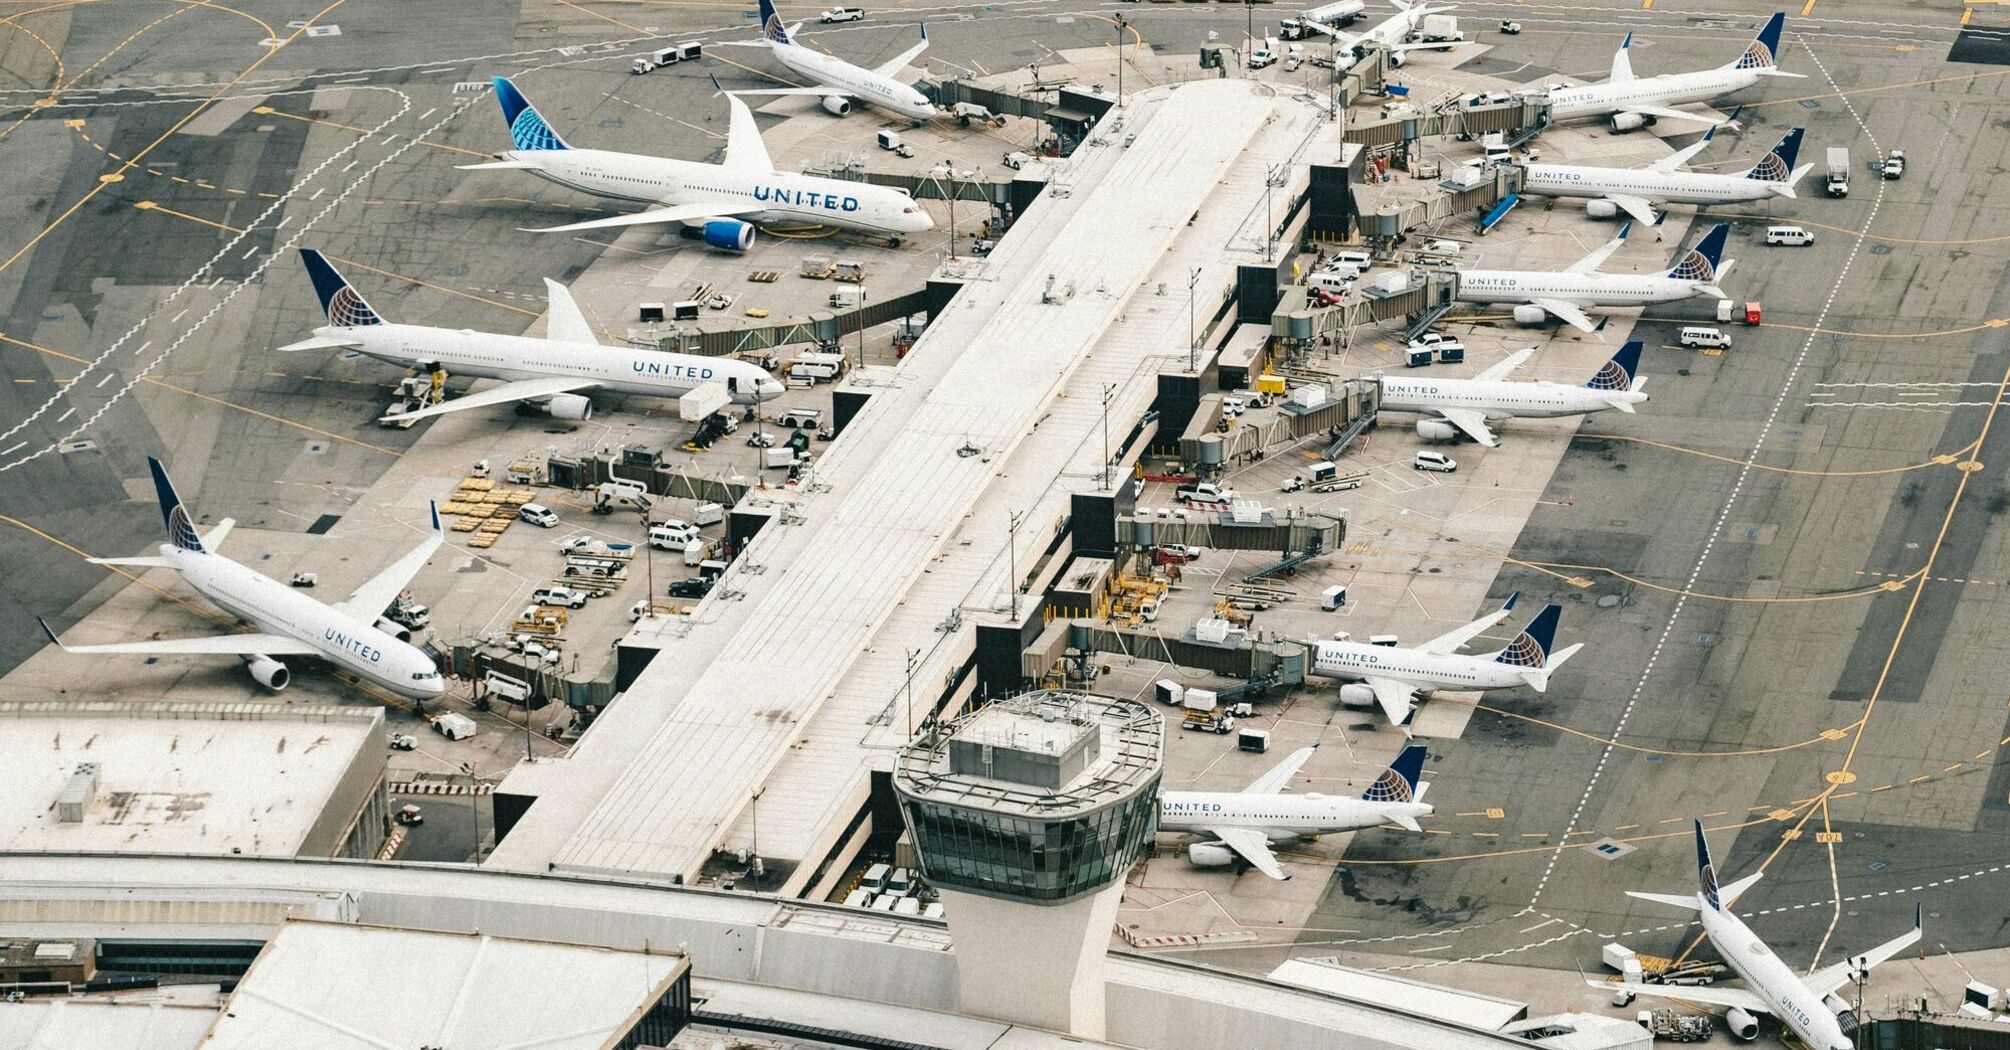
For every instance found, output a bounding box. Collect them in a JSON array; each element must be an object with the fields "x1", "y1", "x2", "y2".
[
  {"x1": 1765, "y1": 225, "x2": 1814, "y2": 246},
  {"x1": 1177, "y1": 482, "x2": 1235, "y2": 507},
  {"x1": 1826, "y1": 147, "x2": 1850, "y2": 197},
  {"x1": 1413, "y1": 451, "x2": 1458, "y2": 473},
  {"x1": 532, "y1": 586, "x2": 590, "y2": 609},
  {"x1": 820, "y1": 7, "x2": 863, "y2": 22},
  {"x1": 1679, "y1": 326, "x2": 1733, "y2": 351}
]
